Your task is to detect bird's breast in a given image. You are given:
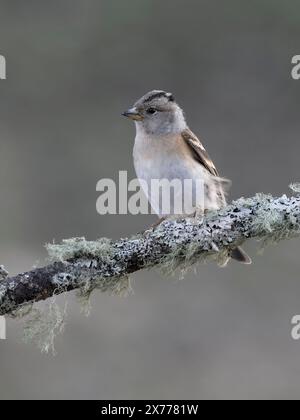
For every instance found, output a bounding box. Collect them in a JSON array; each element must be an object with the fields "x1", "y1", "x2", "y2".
[
  {"x1": 133, "y1": 133, "x2": 214, "y2": 217},
  {"x1": 133, "y1": 133, "x2": 204, "y2": 182}
]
